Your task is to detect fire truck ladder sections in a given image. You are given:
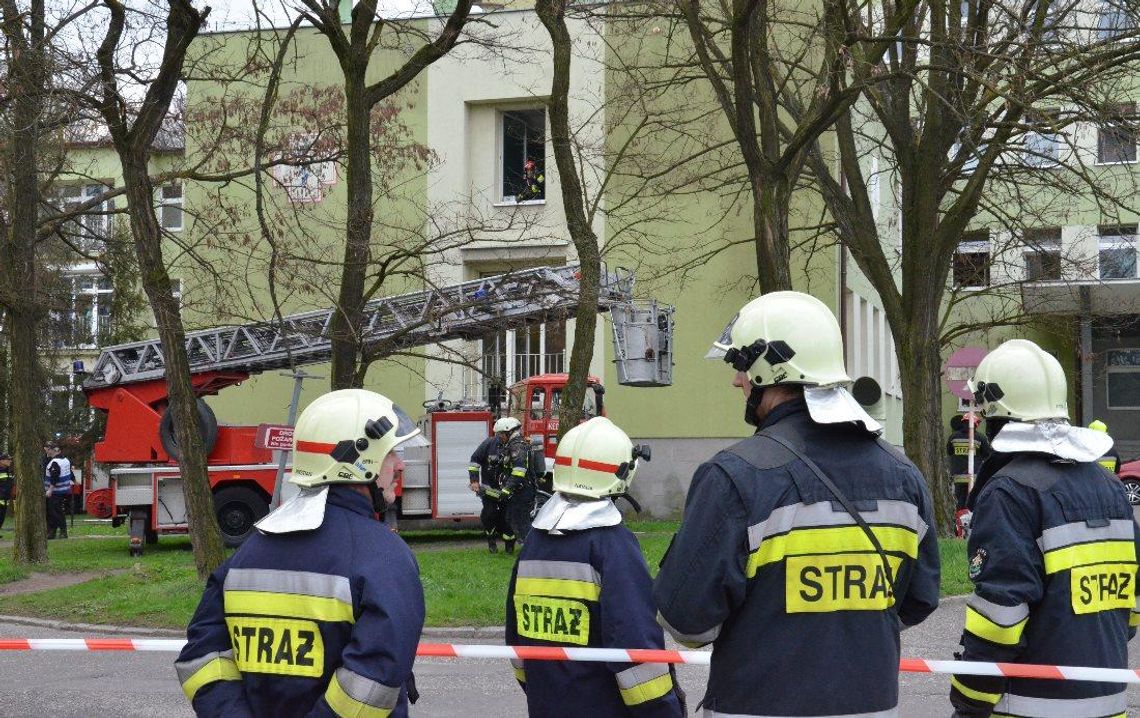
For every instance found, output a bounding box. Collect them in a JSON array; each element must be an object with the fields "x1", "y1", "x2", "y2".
[{"x1": 84, "y1": 265, "x2": 635, "y2": 390}]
